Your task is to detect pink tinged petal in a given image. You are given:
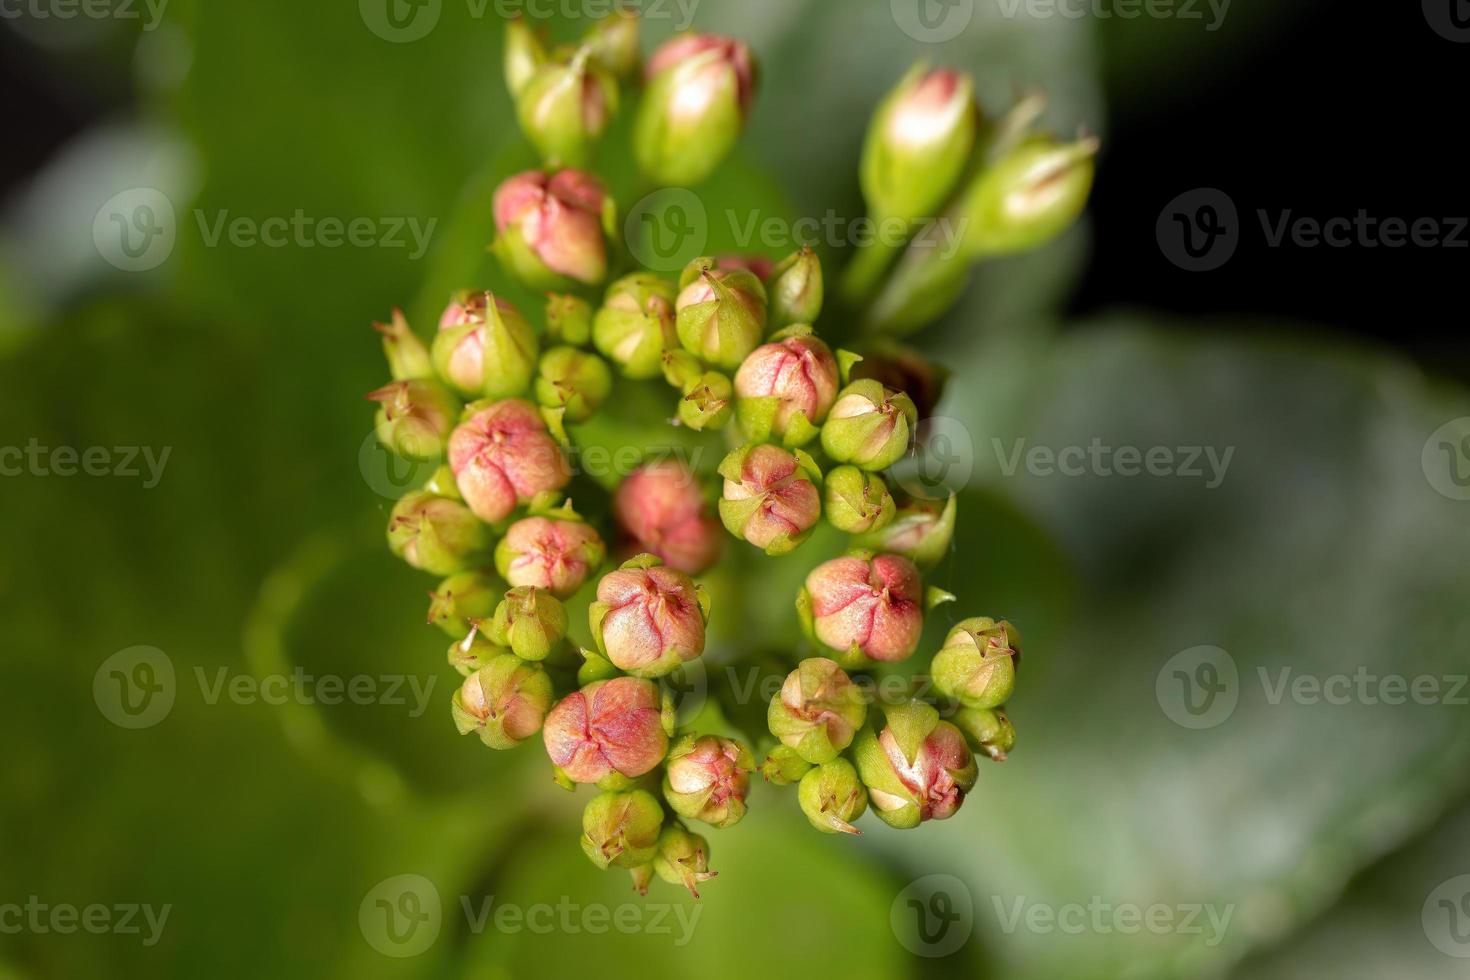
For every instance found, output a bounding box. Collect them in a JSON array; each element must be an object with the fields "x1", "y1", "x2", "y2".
[{"x1": 493, "y1": 171, "x2": 550, "y2": 234}]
